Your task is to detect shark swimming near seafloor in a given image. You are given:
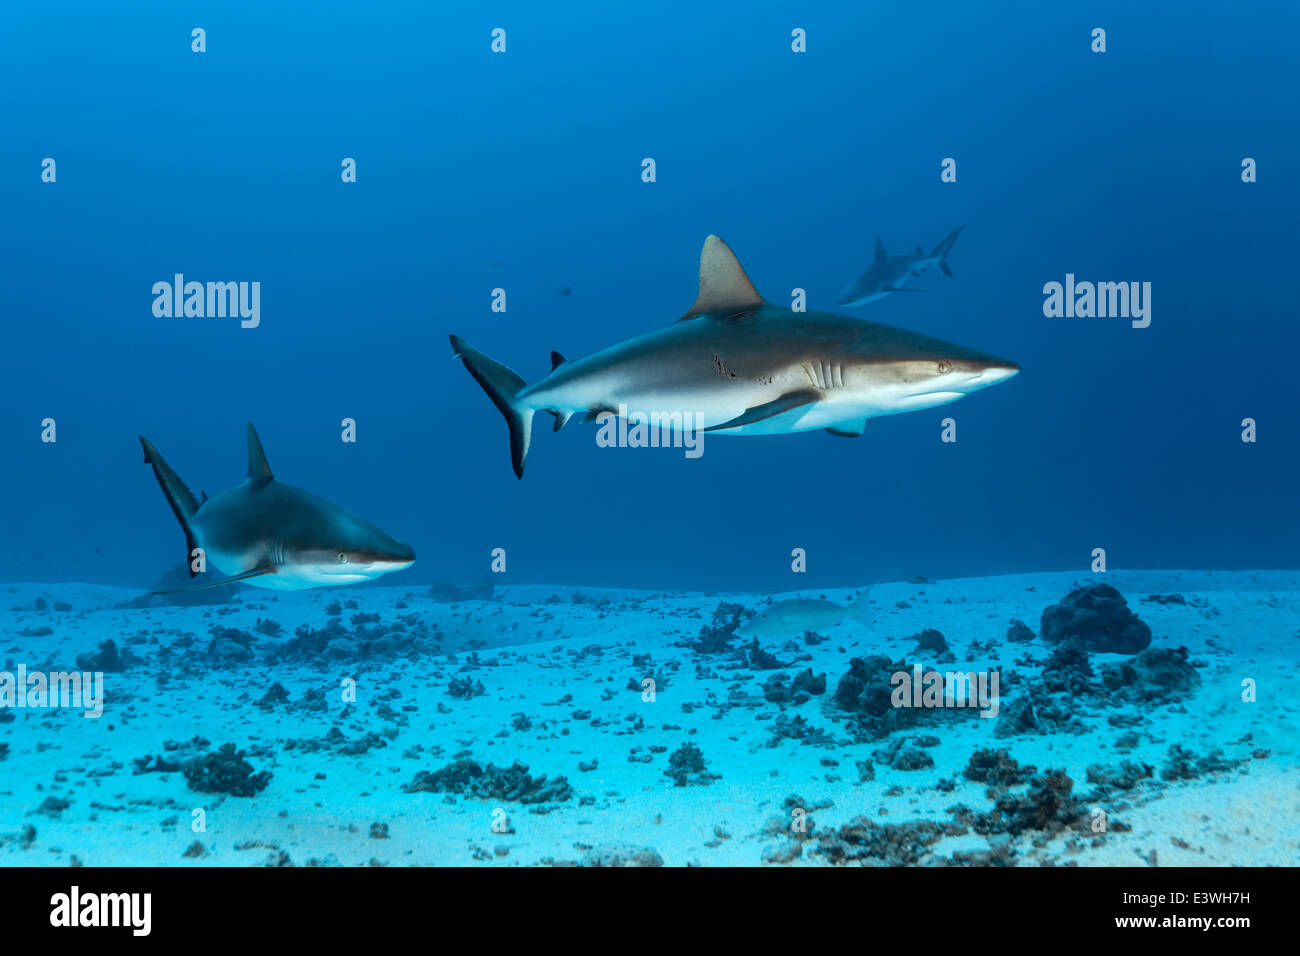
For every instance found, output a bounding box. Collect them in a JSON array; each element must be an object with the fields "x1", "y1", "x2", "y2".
[
  {"x1": 450, "y1": 233, "x2": 1018, "y2": 477},
  {"x1": 740, "y1": 591, "x2": 873, "y2": 640},
  {"x1": 836, "y1": 227, "x2": 964, "y2": 306},
  {"x1": 138, "y1": 424, "x2": 415, "y2": 591}
]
